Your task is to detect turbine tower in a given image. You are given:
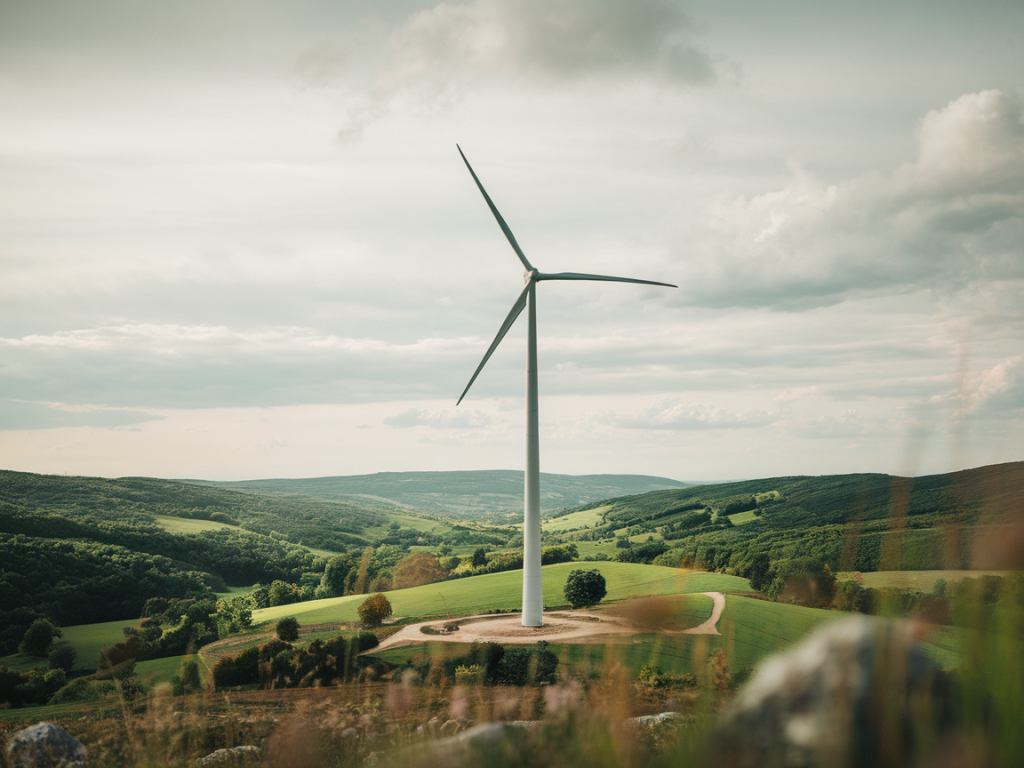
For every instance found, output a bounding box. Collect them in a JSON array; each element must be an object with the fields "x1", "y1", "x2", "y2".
[{"x1": 455, "y1": 145, "x2": 675, "y2": 627}]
